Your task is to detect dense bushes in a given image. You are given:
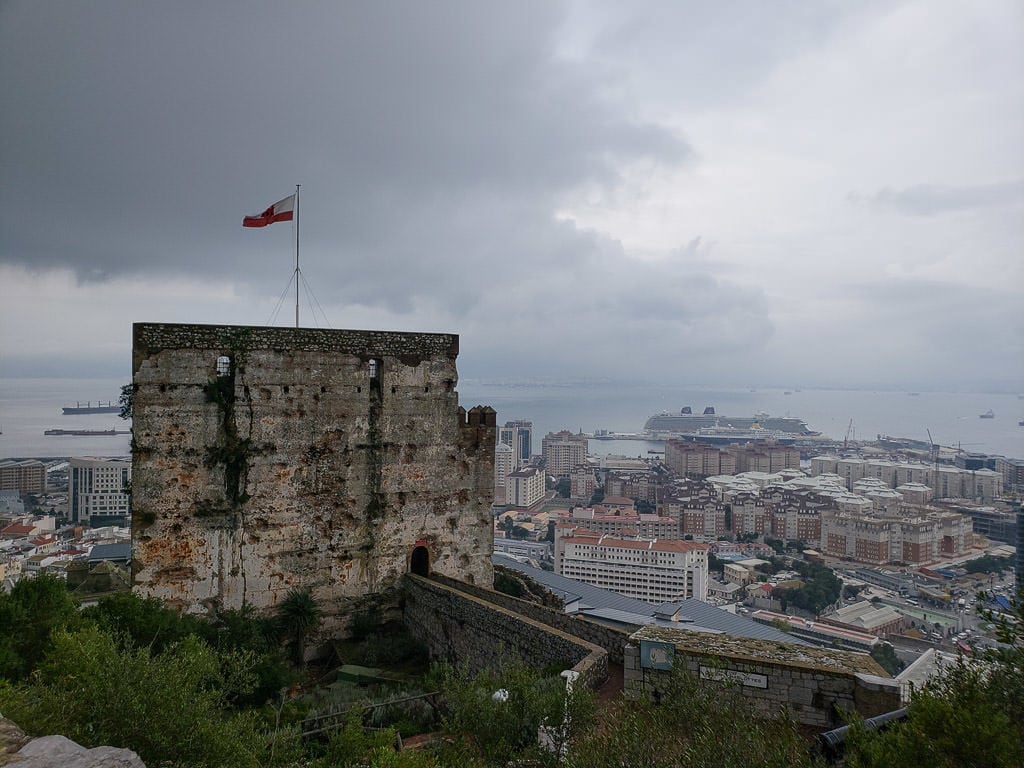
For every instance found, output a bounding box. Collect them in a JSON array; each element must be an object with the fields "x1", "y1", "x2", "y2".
[{"x1": 1, "y1": 575, "x2": 1021, "y2": 767}]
